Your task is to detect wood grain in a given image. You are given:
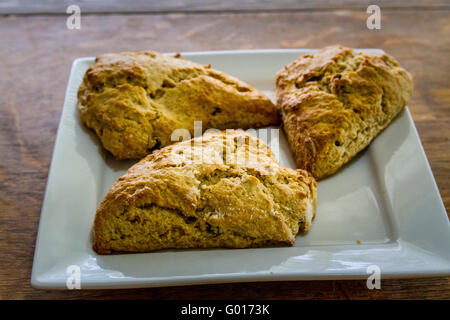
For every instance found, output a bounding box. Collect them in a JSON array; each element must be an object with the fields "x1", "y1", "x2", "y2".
[
  {"x1": 1, "y1": 0, "x2": 449, "y2": 15},
  {"x1": 0, "y1": 7, "x2": 449, "y2": 299}
]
